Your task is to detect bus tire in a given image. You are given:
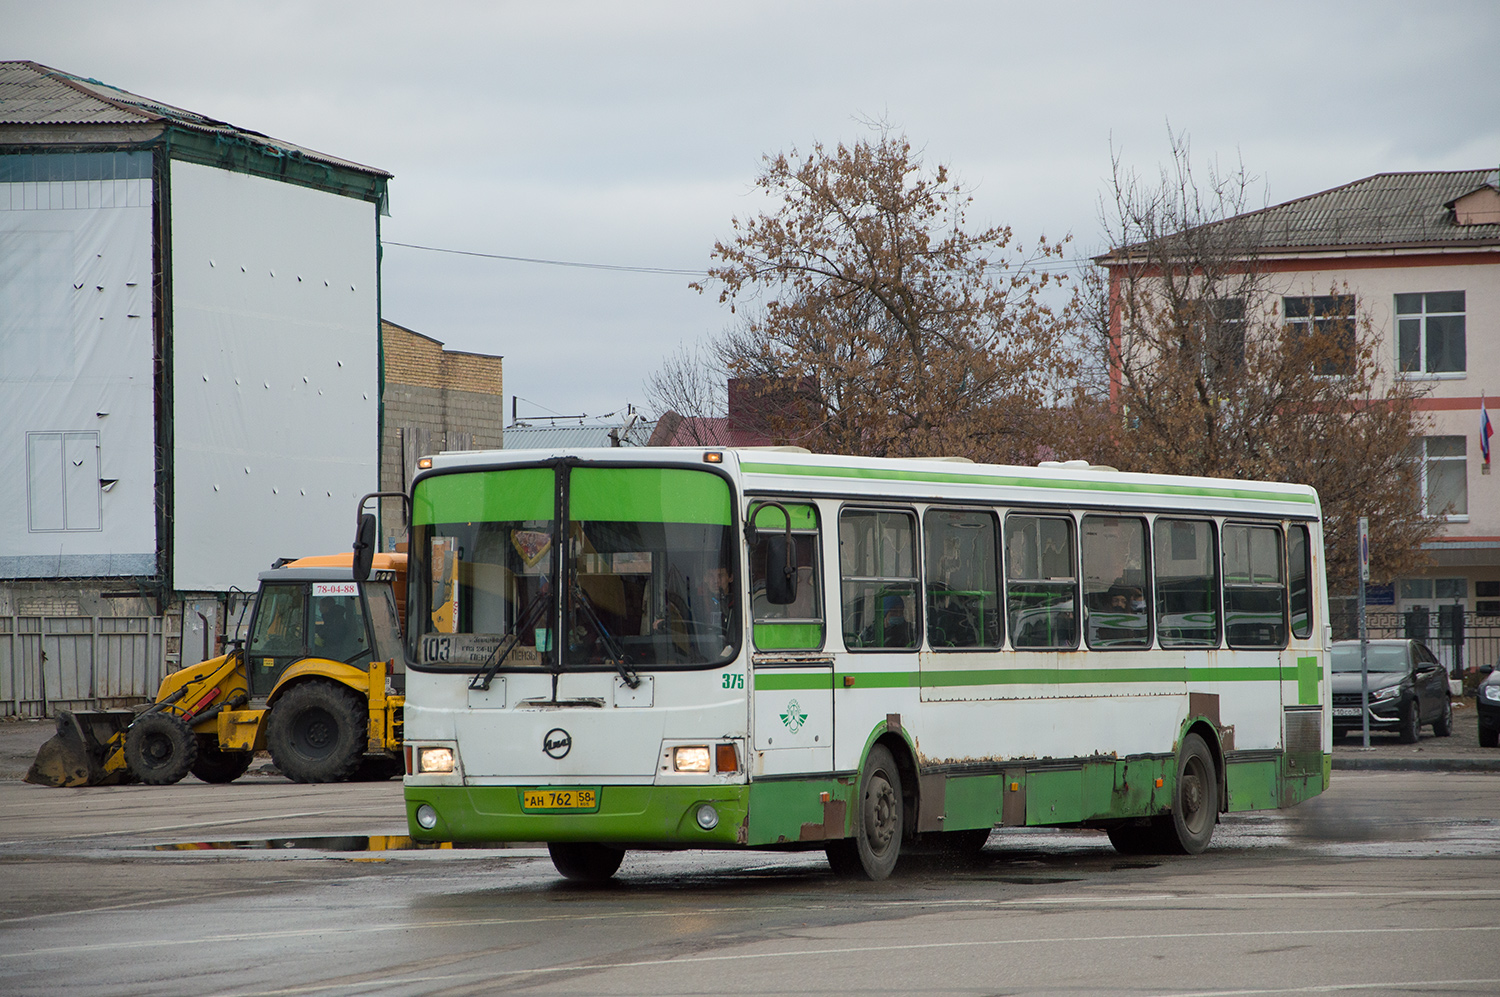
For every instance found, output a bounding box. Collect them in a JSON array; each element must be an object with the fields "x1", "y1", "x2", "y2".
[
  {"x1": 190, "y1": 738, "x2": 254, "y2": 783},
  {"x1": 125, "y1": 712, "x2": 198, "y2": 785},
  {"x1": 548, "y1": 842, "x2": 625, "y2": 882},
  {"x1": 827, "y1": 744, "x2": 904, "y2": 880},
  {"x1": 1163, "y1": 732, "x2": 1219, "y2": 854},
  {"x1": 266, "y1": 680, "x2": 367, "y2": 783}
]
